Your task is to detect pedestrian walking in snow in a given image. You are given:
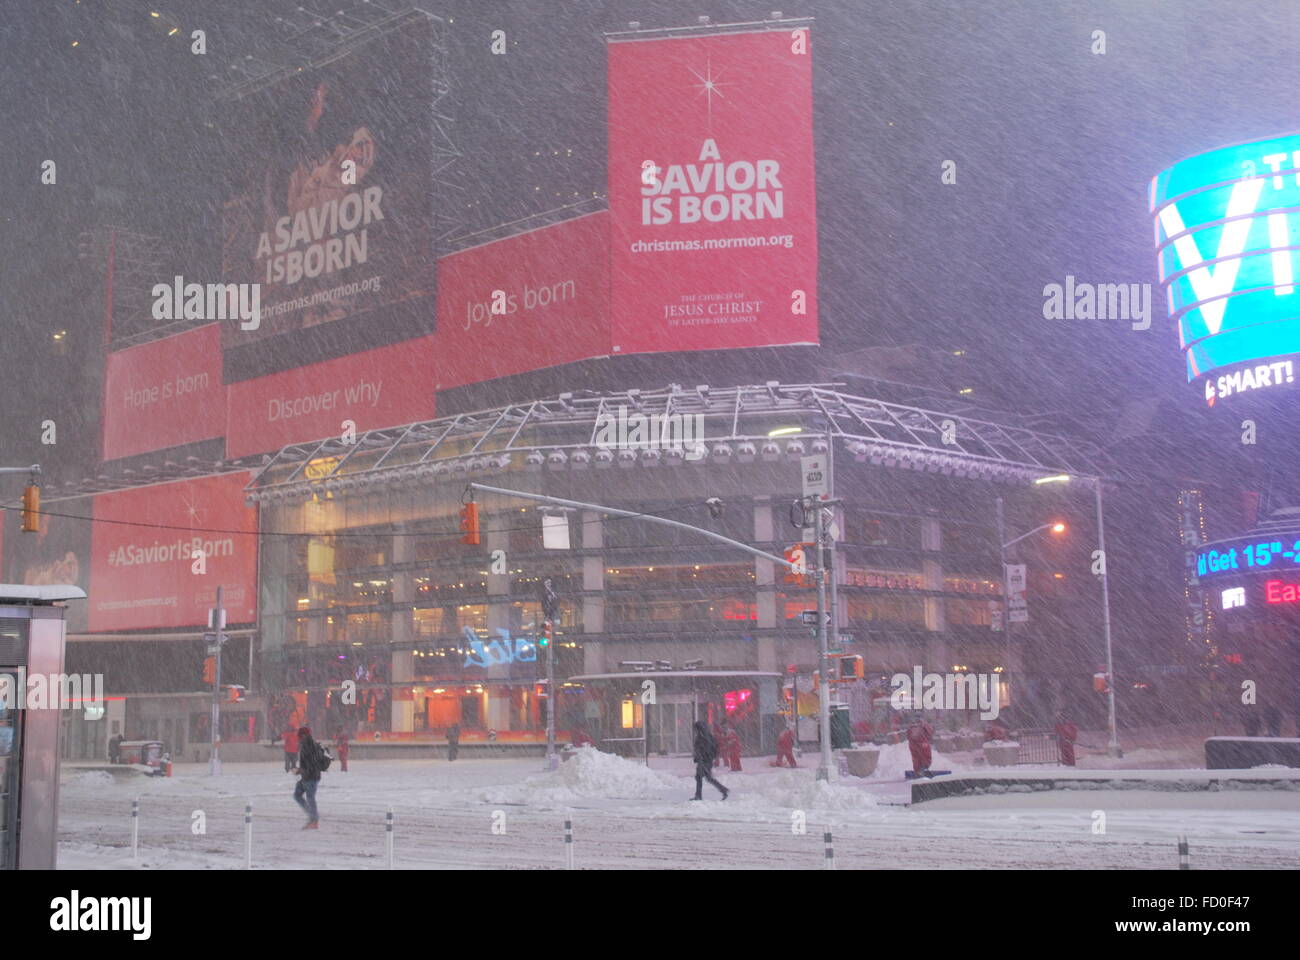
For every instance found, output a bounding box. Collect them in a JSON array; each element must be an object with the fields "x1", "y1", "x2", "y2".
[
  {"x1": 446, "y1": 723, "x2": 460, "y2": 762},
  {"x1": 292, "y1": 726, "x2": 330, "y2": 829},
  {"x1": 1054, "y1": 713, "x2": 1078, "y2": 766},
  {"x1": 906, "y1": 713, "x2": 933, "y2": 777},
  {"x1": 775, "y1": 724, "x2": 798, "y2": 768},
  {"x1": 282, "y1": 726, "x2": 300, "y2": 773},
  {"x1": 691, "y1": 720, "x2": 728, "y2": 801},
  {"x1": 336, "y1": 730, "x2": 349, "y2": 772}
]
